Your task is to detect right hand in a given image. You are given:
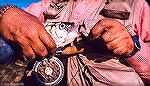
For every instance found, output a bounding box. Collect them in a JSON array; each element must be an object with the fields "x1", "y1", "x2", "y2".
[{"x1": 0, "y1": 7, "x2": 56, "y2": 59}]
